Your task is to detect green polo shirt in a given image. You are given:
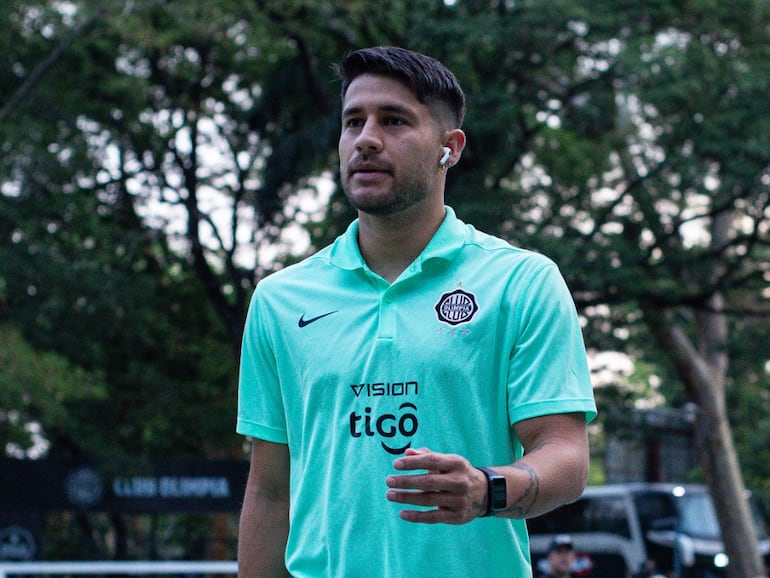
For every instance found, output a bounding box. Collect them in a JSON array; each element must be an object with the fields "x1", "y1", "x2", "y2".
[{"x1": 237, "y1": 206, "x2": 596, "y2": 578}]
